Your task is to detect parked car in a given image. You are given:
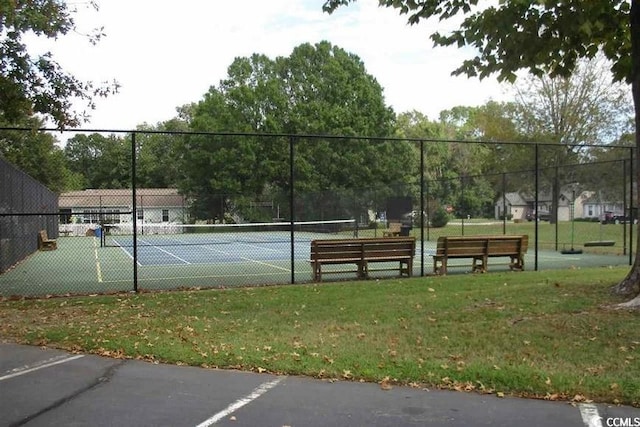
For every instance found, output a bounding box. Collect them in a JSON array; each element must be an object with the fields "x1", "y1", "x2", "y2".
[
  {"x1": 601, "y1": 211, "x2": 631, "y2": 224},
  {"x1": 526, "y1": 211, "x2": 550, "y2": 221}
]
